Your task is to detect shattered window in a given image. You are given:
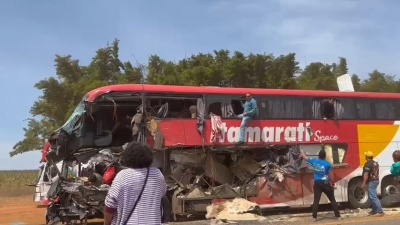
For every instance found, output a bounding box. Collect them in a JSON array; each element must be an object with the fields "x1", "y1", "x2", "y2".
[
  {"x1": 323, "y1": 144, "x2": 347, "y2": 164},
  {"x1": 61, "y1": 98, "x2": 86, "y2": 134},
  {"x1": 207, "y1": 96, "x2": 245, "y2": 118},
  {"x1": 312, "y1": 98, "x2": 356, "y2": 119},
  {"x1": 300, "y1": 144, "x2": 348, "y2": 165},
  {"x1": 265, "y1": 97, "x2": 311, "y2": 119},
  {"x1": 148, "y1": 95, "x2": 200, "y2": 119}
]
